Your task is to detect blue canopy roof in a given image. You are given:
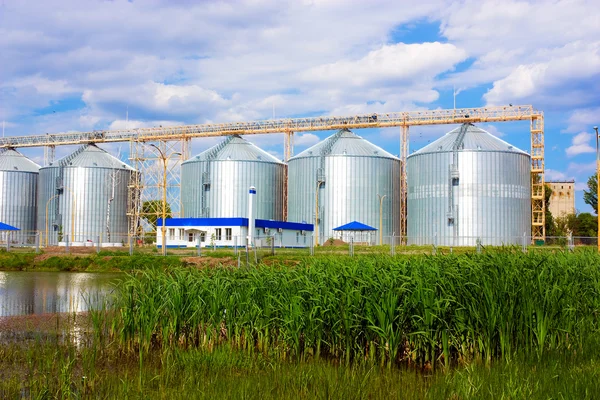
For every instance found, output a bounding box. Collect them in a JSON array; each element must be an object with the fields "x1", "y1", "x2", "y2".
[
  {"x1": 0, "y1": 222, "x2": 19, "y2": 231},
  {"x1": 332, "y1": 221, "x2": 376, "y2": 231}
]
